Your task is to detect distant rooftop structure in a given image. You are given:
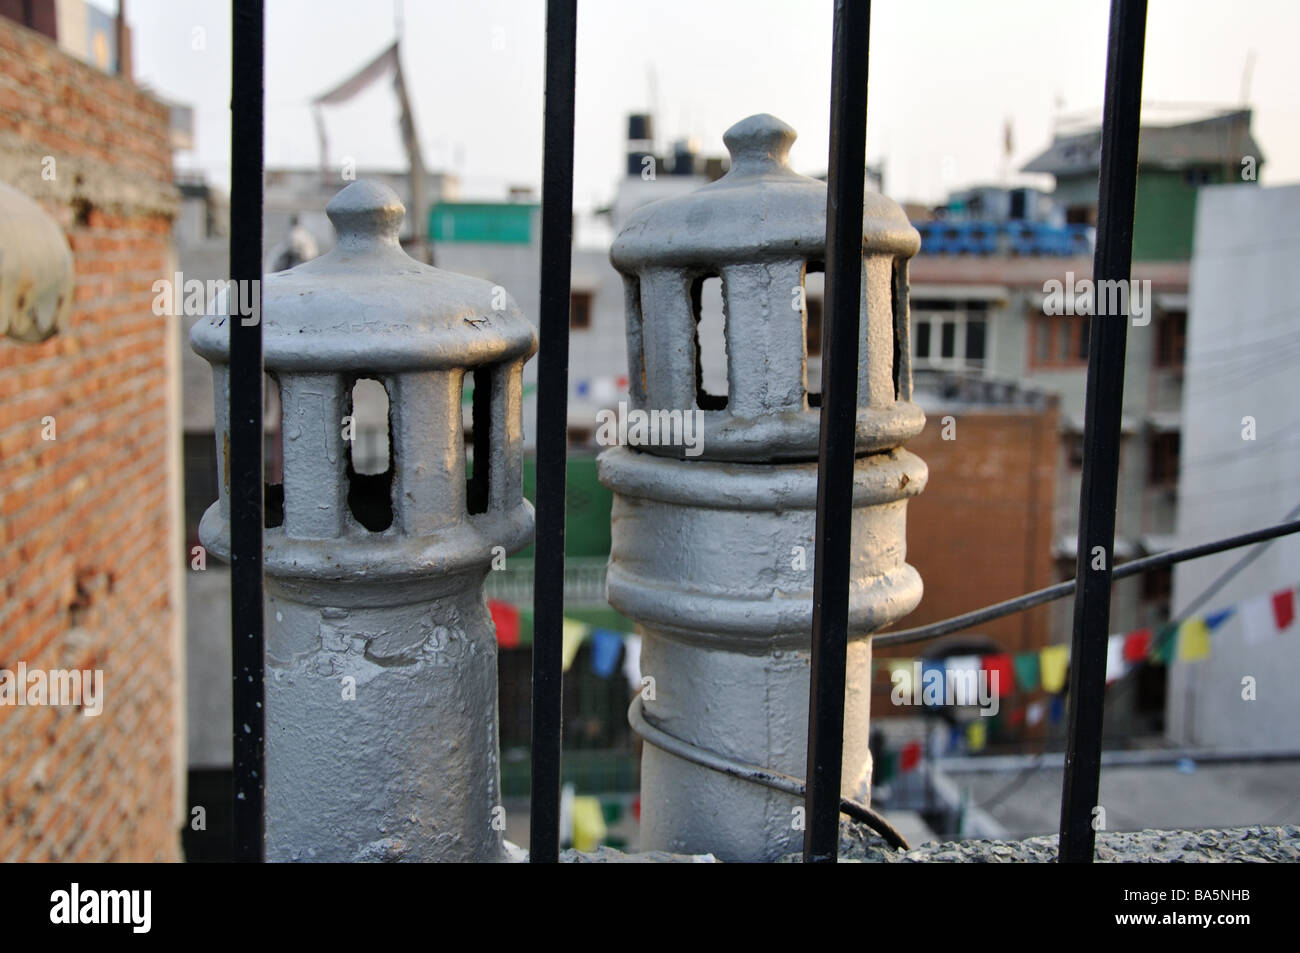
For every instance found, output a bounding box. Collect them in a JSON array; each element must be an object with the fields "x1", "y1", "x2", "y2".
[
  {"x1": 1022, "y1": 108, "x2": 1263, "y2": 260},
  {"x1": 1022, "y1": 108, "x2": 1263, "y2": 177}
]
